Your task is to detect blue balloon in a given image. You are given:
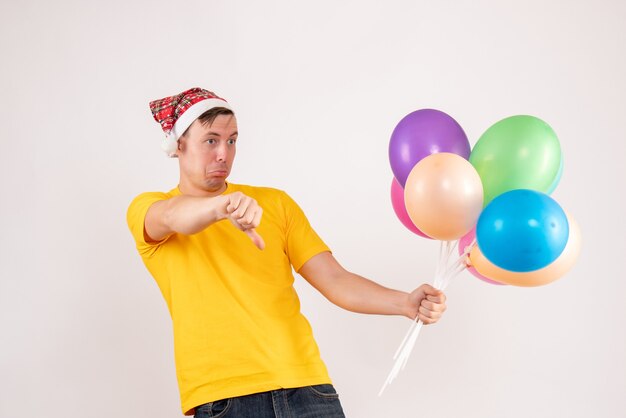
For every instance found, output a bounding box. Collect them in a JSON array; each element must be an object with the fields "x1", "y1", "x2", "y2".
[{"x1": 476, "y1": 189, "x2": 569, "y2": 272}]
